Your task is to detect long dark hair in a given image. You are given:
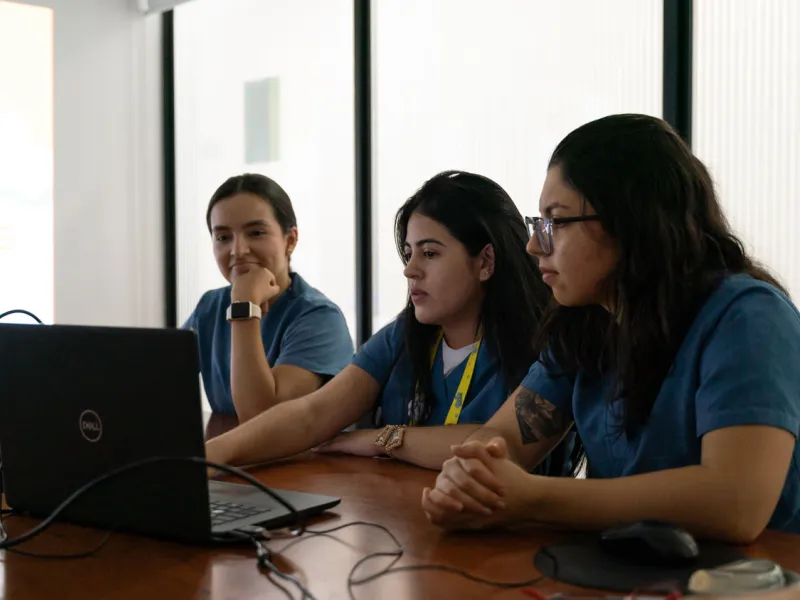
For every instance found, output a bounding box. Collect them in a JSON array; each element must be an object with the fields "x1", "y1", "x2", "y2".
[
  {"x1": 395, "y1": 170, "x2": 552, "y2": 422},
  {"x1": 206, "y1": 173, "x2": 297, "y2": 234},
  {"x1": 536, "y1": 114, "x2": 785, "y2": 434}
]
